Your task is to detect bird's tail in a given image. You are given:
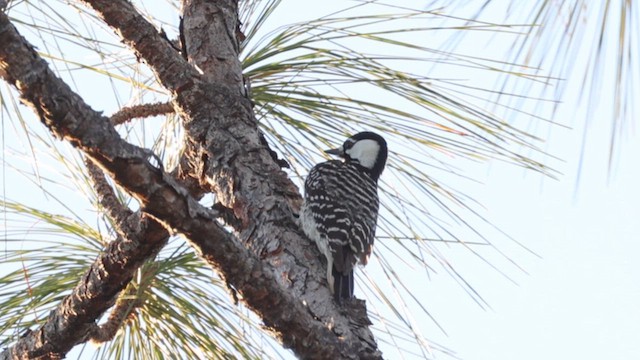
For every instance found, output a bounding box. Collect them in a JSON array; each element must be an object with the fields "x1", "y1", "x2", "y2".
[{"x1": 332, "y1": 267, "x2": 354, "y2": 302}]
